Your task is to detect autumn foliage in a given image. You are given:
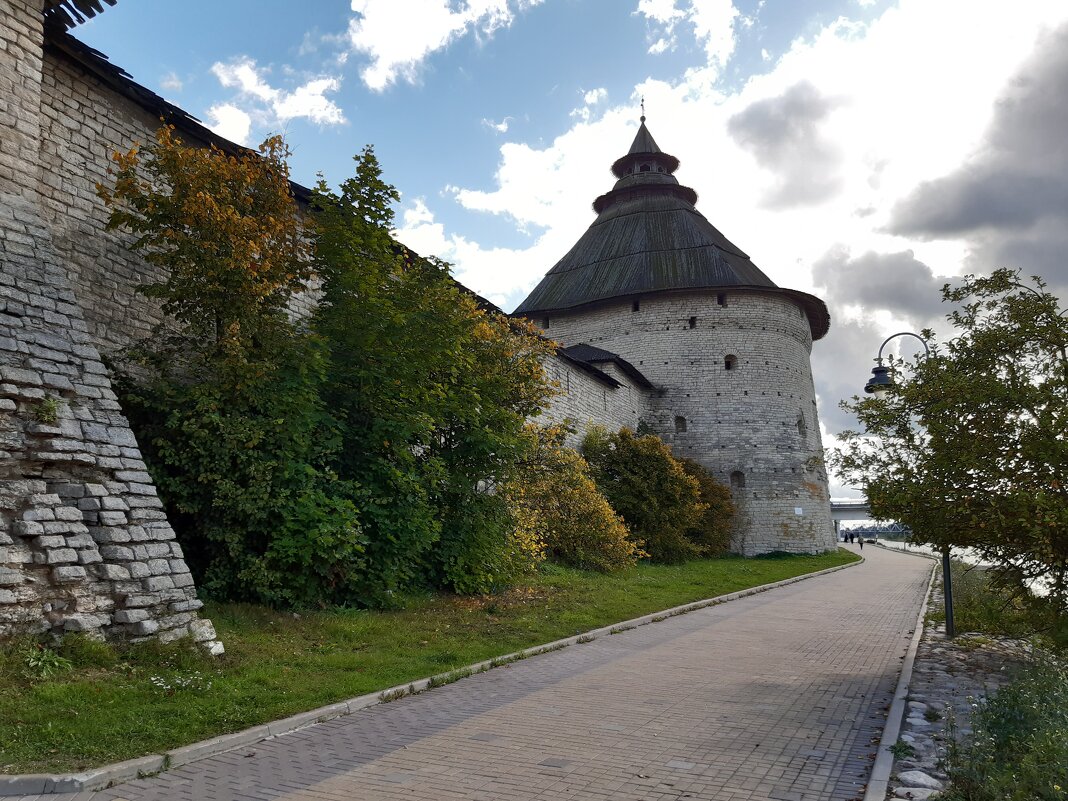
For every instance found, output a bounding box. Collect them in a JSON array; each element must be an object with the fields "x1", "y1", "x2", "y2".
[{"x1": 505, "y1": 426, "x2": 643, "y2": 572}]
